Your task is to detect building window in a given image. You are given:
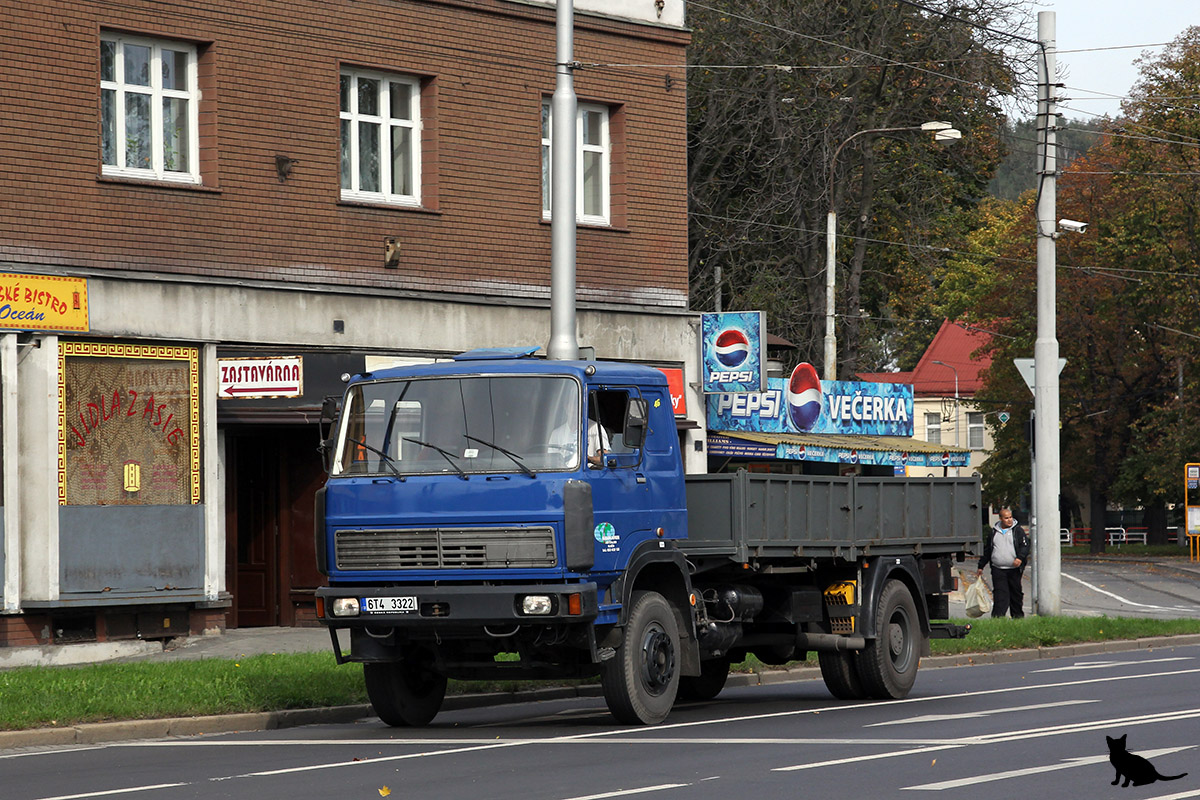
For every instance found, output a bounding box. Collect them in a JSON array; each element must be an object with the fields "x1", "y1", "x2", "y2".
[
  {"x1": 340, "y1": 69, "x2": 421, "y2": 205},
  {"x1": 968, "y1": 412, "x2": 985, "y2": 449},
  {"x1": 925, "y1": 412, "x2": 941, "y2": 444},
  {"x1": 100, "y1": 34, "x2": 199, "y2": 183},
  {"x1": 541, "y1": 101, "x2": 611, "y2": 225}
]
